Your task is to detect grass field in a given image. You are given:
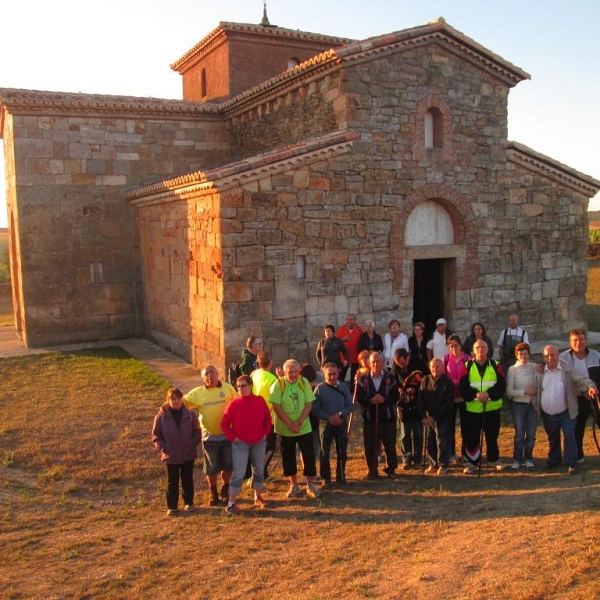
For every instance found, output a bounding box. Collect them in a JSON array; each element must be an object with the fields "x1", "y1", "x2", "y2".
[{"x1": 1, "y1": 348, "x2": 600, "y2": 599}]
